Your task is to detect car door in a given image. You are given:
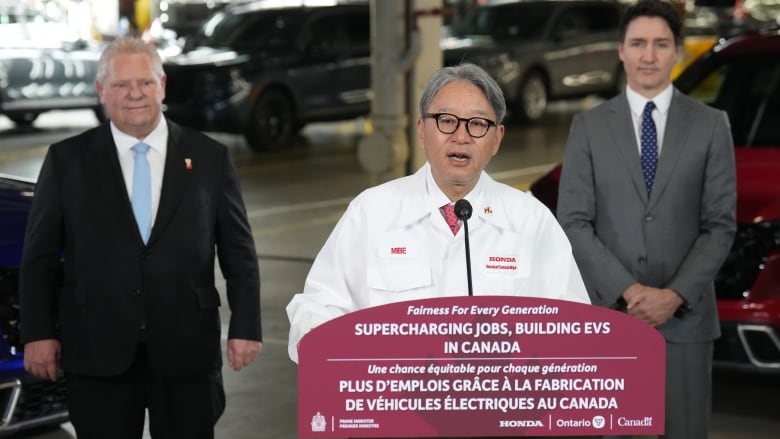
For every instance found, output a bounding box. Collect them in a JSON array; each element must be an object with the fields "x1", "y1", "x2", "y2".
[
  {"x1": 334, "y1": 10, "x2": 371, "y2": 115},
  {"x1": 293, "y1": 7, "x2": 370, "y2": 120},
  {"x1": 543, "y1": 2, "x2": 621, "y2": 98}
]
